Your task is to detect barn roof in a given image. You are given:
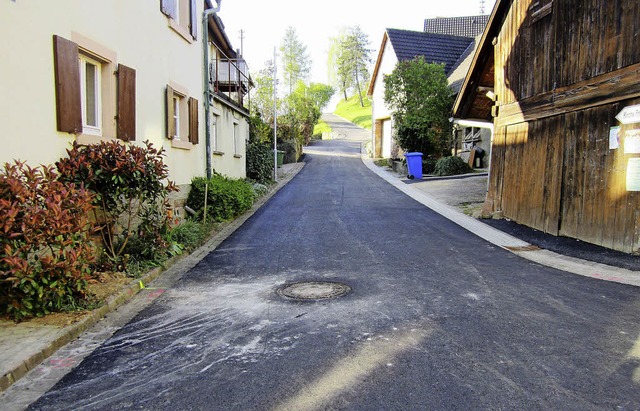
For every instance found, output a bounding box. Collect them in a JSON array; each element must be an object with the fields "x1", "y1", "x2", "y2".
[{"x1": 452, "y1": 0, "x2": 512, "y2": 120}]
